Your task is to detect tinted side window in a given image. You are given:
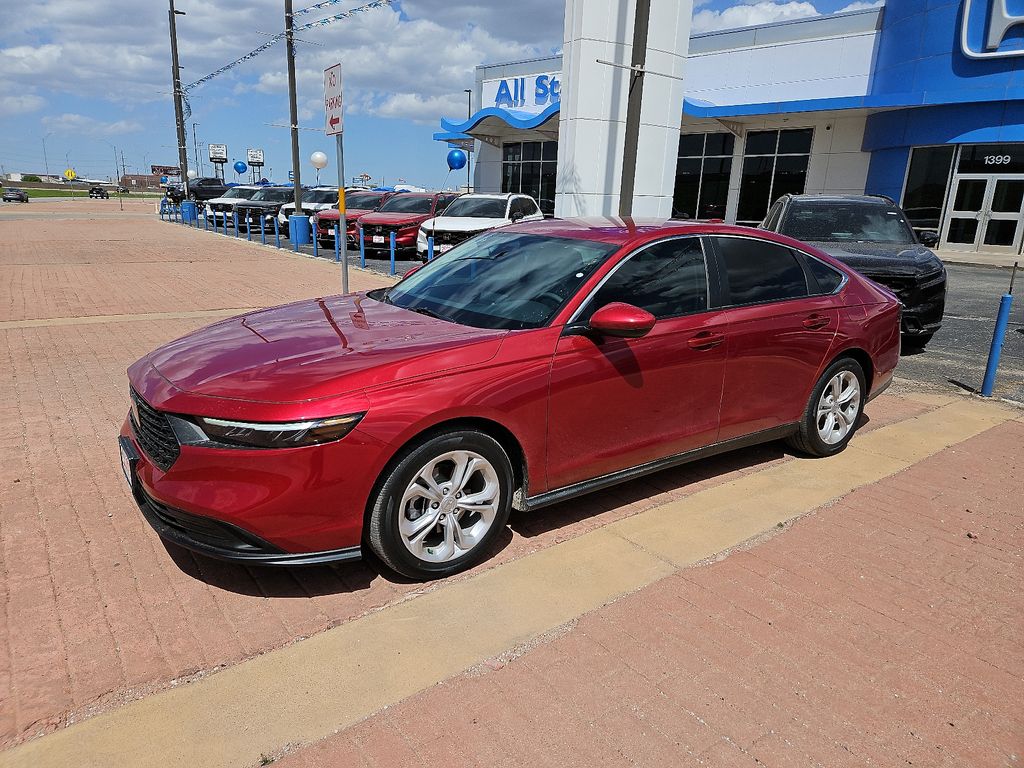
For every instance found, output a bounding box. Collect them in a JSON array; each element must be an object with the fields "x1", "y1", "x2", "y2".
[
  {"x1": 714, "y1": 237, "x2": 808, "y2": 305},
  {"x1": 582, "y1": 238, "x2": 708, "y2": 321},
  {"x1": 805, "y1": 257, "x2": 844, "y2": 294}
]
